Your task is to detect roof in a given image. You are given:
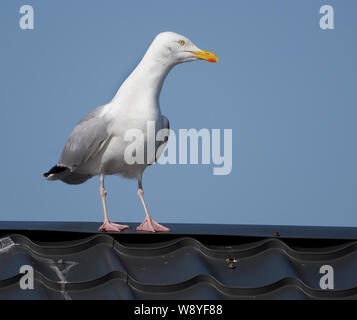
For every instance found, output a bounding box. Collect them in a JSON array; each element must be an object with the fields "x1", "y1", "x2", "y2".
[{"x1": 1, "y1": 222, "x2": 357, "y2": 300}]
